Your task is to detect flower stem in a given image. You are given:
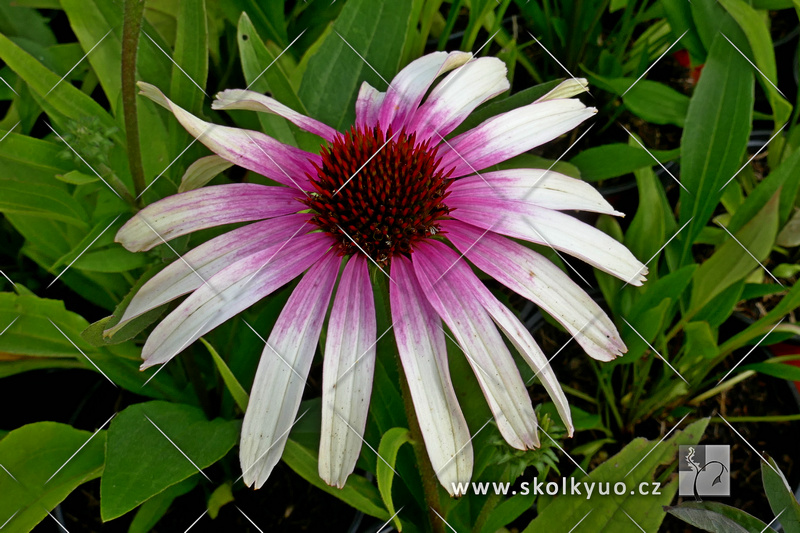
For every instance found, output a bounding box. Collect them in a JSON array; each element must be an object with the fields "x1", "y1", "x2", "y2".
[
  {"x1": 122, "y1": 0, "x2": 146, "y2": 203},
  {"x1": 373, "y1": 269, "x2": 444, "y2": 533}
]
